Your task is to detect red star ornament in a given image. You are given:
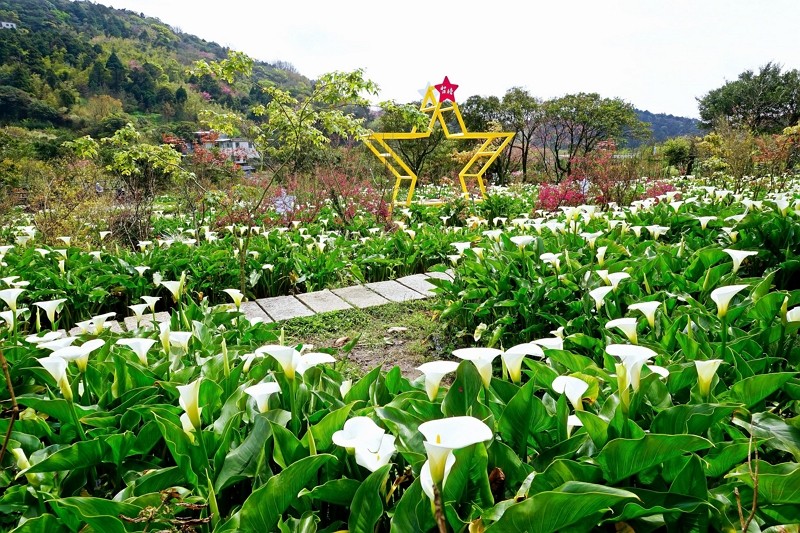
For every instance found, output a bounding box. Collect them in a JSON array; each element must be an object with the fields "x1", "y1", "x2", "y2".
[{"x1": 434, "y1": 76, "x2": 459, "y2": 103}]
